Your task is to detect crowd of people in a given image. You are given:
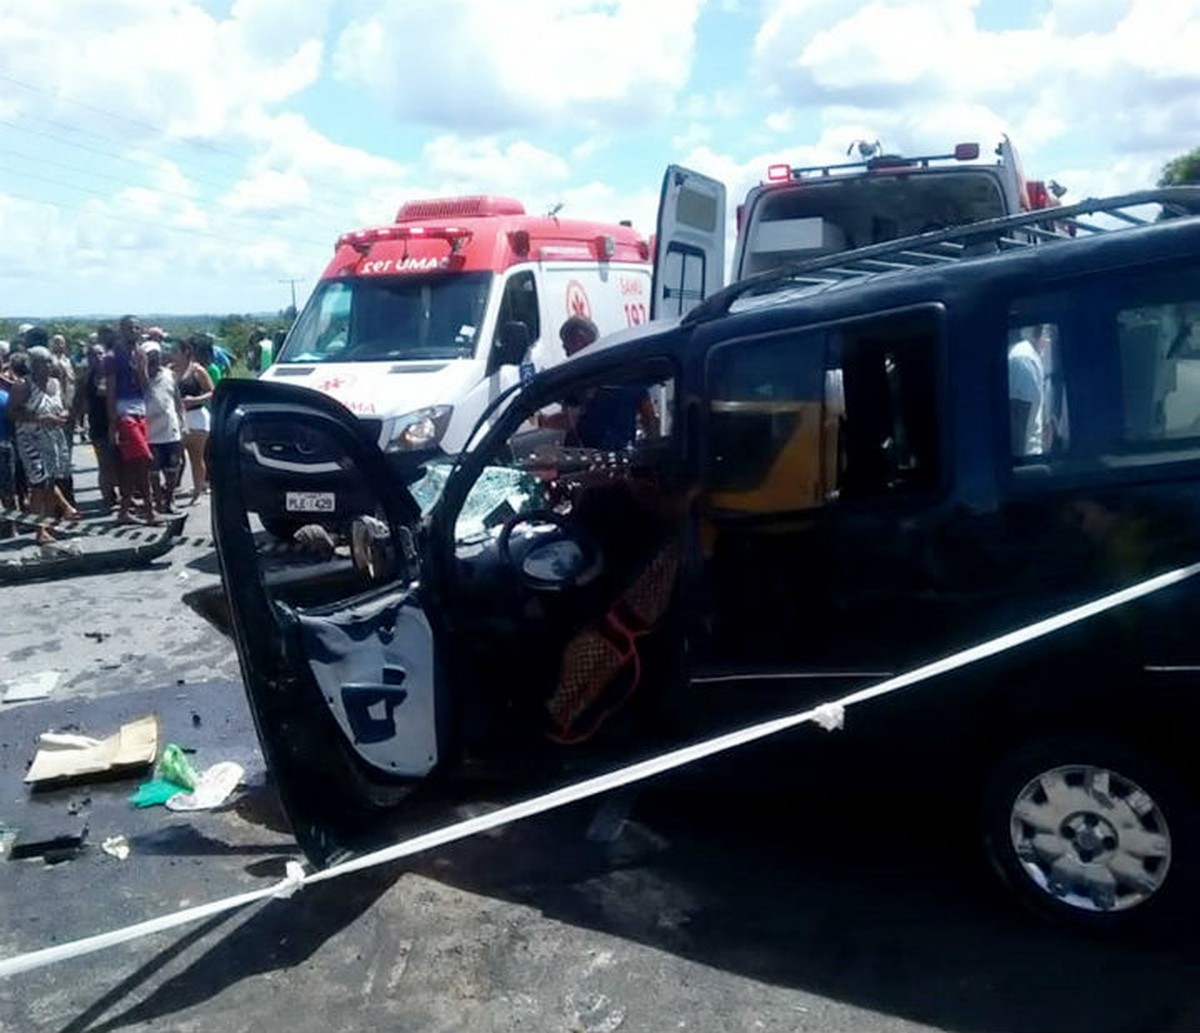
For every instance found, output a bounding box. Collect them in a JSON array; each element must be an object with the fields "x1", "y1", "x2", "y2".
[{"x1": 0, "y1": 319, "x2": 231, "y2": 543}]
